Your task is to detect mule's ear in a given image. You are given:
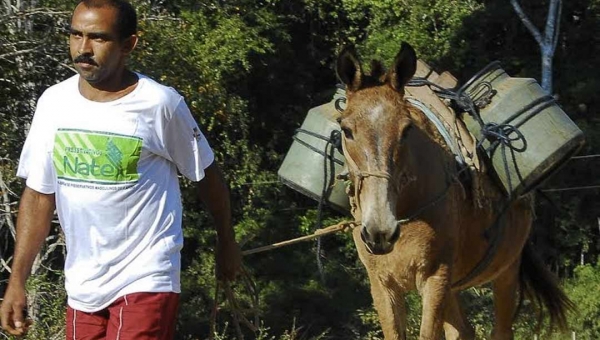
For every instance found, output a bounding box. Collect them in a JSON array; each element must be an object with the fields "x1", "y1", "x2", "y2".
[
  {"x1": 336, "y1": 46, "x2": 363, "y2": 92},
  {"x1": 387, "y1": 42, "x2": 417, "y2": 92}
]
